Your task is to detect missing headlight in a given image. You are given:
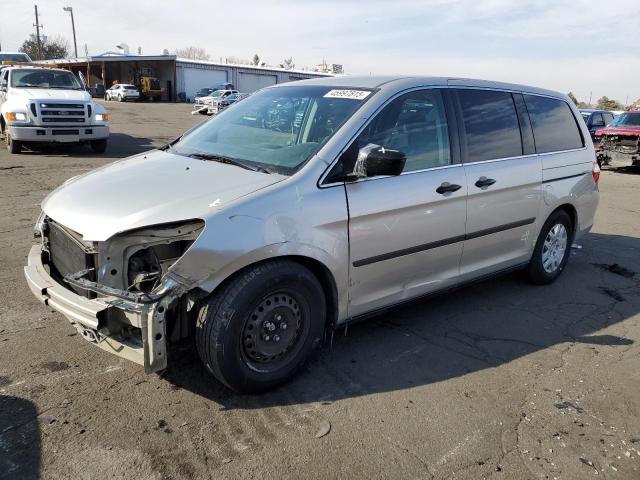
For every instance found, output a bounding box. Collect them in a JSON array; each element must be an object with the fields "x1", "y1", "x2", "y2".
[{"x1": 127, "y1": 240, "x2": 193, "y2": 293}]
